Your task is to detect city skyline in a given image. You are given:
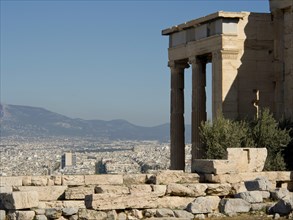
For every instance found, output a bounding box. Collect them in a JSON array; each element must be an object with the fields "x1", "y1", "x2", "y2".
[{"x1": 1, "y1": 0, "x2": 269, "y2": 126}]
